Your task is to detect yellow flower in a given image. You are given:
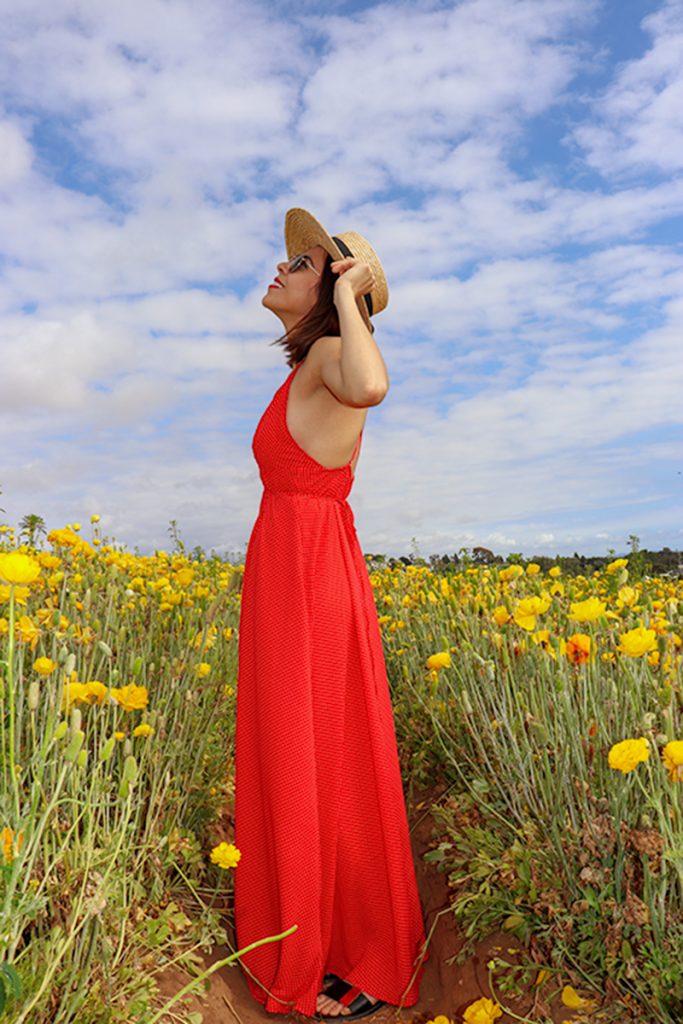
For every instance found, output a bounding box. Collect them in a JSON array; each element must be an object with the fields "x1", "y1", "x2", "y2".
[
  {"x1": 532, "y1": 629, "x2": 551, "y2": 649},
  {"x1": 426, "y1": 652, "x2": 451, "y2": 671},
  {"x1": 499, "y1": 565, "x2": 524, "y2": 582},
  {"x1": 608, "y1": 737, "x2": 650, "y2": 774},
  {"x1": 133, "y1": 723, "x2": 154, "y2": 738},
  {"x1": 33, "y1": 656, "x2": 57, "y2": 675},
  {"x1": 662, "y1": 741, "x2": 683, "y2": 782},
  {"x1": 618, "y1": 586, "x2": 637, "y2": 606},
  {"x1": 462, "y1": 997, "x2": 503, "y2": 1024},
  {"x1": 569, "y1": 597, "x2": 606, "y2": 622},
  {"x1": 61, "y1": 678, "x2": 90, "y2": 712},
  {"x1": 110, "y1": 683, "x2": 148, "y2": 711},
  {"x1": 513, "y1": 595, "x2": 550, "y2": 631},
  {"x1": 0, "y1": 552, "x2": 42, "y2": 585},
  {"x1": 526, "y1": 563, "x2": 540, "y2": 575},
  {"x1": 84, "y1": 681, "x2": 108, "y2": 705},
  {"x1": 618, "y1": 626, "x2": 657, "y2": 657},
  {"x1": 195, "y1": 662, "x2": 211, "y2": 678},
  {"x1": 210, "y1": 841, "x2": 242, "y2": 869},
  {"x1": 492, "y1": 606, "x2": 510, "y2": 627},
  {"x1": 90, "y1": 513, "x2": 101, "y2": 523},
  {"x1": 175, "y1": 567, "x2": 195, "y2": 587},
  {"x1": 16, "y1": 615, "x2": 40, "y2": 648},
  {"x1": 427, "y1": 1017, "x2": 453, "y2": 1024},
  {"x1": 561, "y1": 985, "x2": 596, "y2": 1010},
  {"x1": 606, "y1": 558, "x2": 628, "y2": 574},
  {"x1": 548, "y1": 566, "x2": 561, "y2": 578}
]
